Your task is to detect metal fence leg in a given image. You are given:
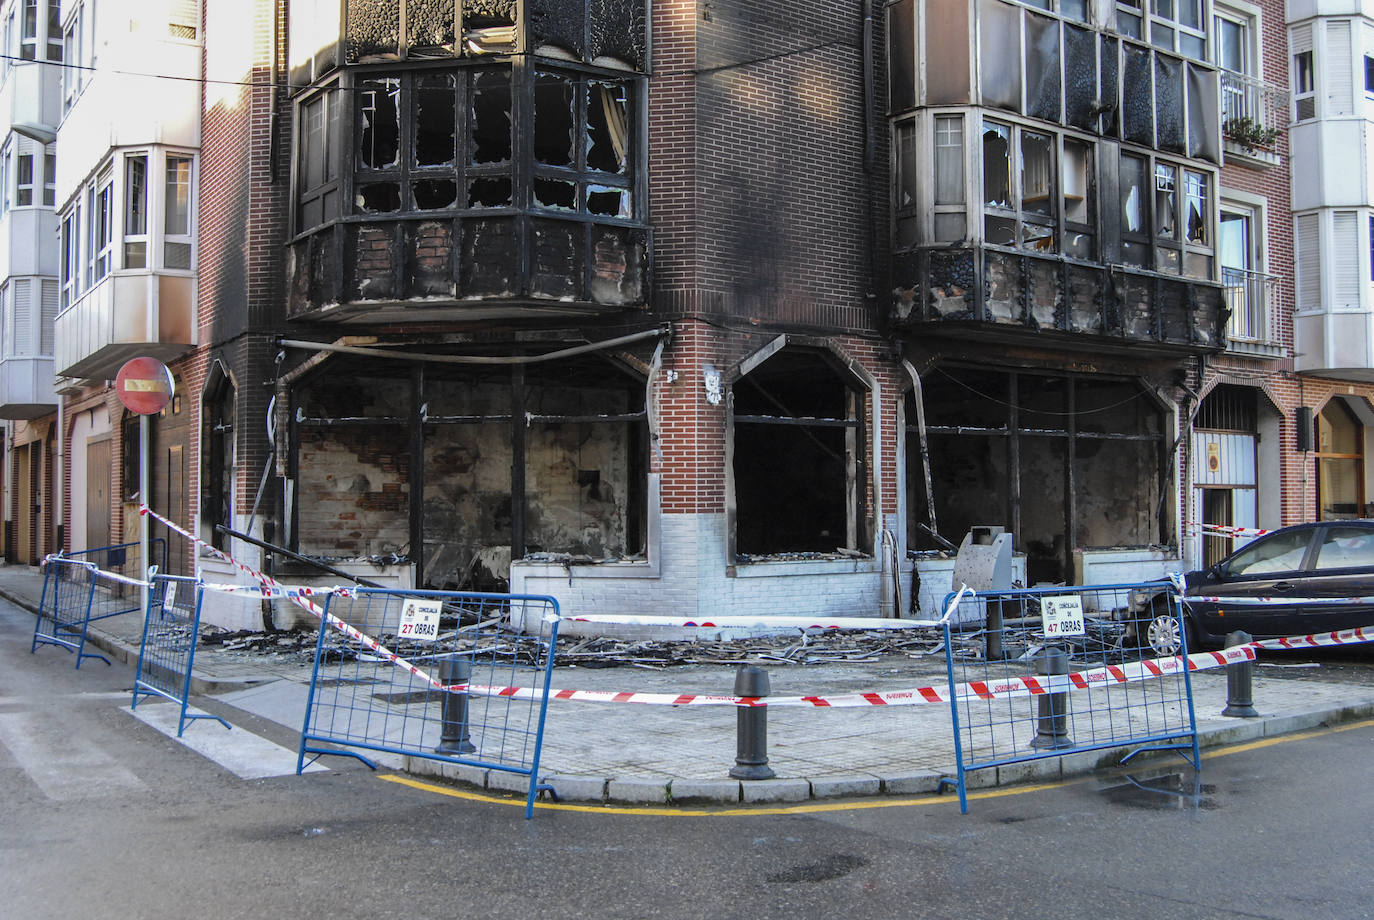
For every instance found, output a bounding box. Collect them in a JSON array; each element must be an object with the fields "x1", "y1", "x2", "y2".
[
  {"x1": 1222, "y1": 631, "x2": 1259, "y2": 718},
  {"x1": 1031, "y1": 646, "x2": 1074, "y2": 750},
  {"x1": 729, "y1": 665, "x2": 775, "y2": 780}
]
